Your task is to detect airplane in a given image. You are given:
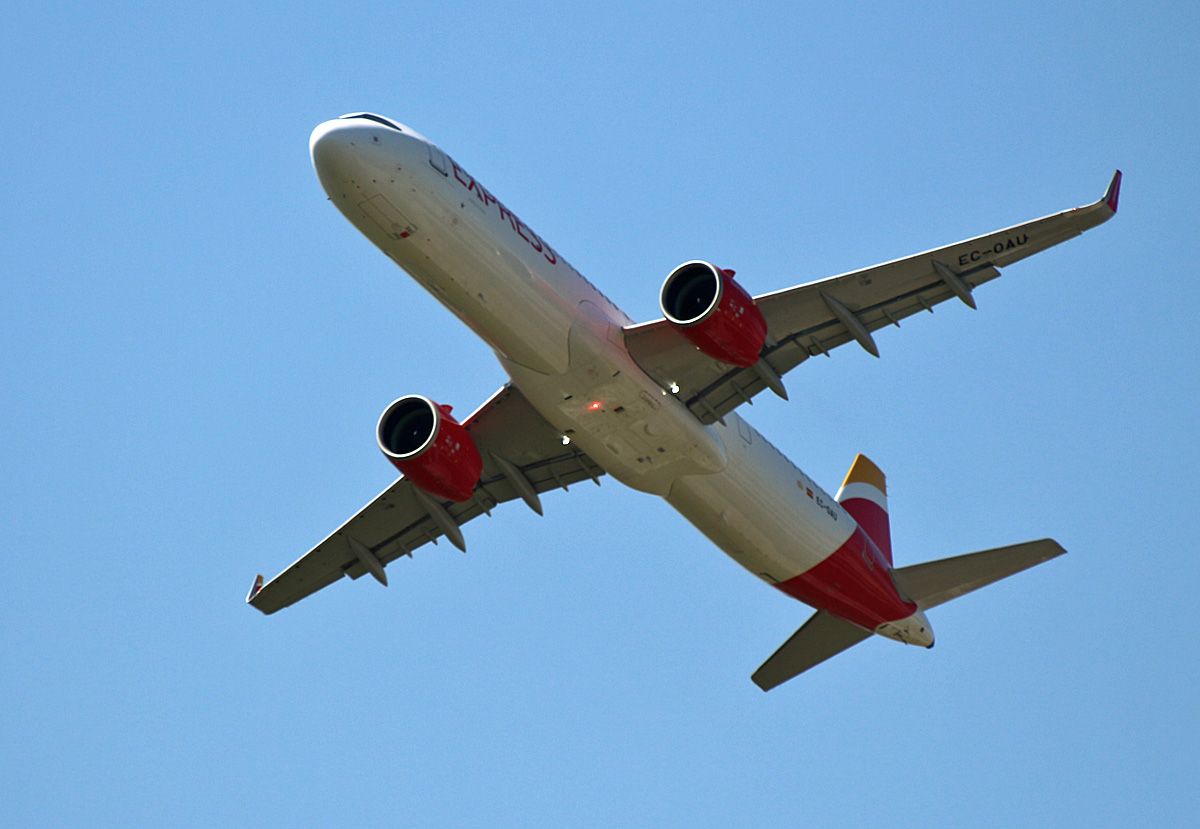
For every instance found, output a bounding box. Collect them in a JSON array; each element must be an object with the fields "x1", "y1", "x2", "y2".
[{"x1": 247, "y1": 112, "x2": 1120, "y2": 690}]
